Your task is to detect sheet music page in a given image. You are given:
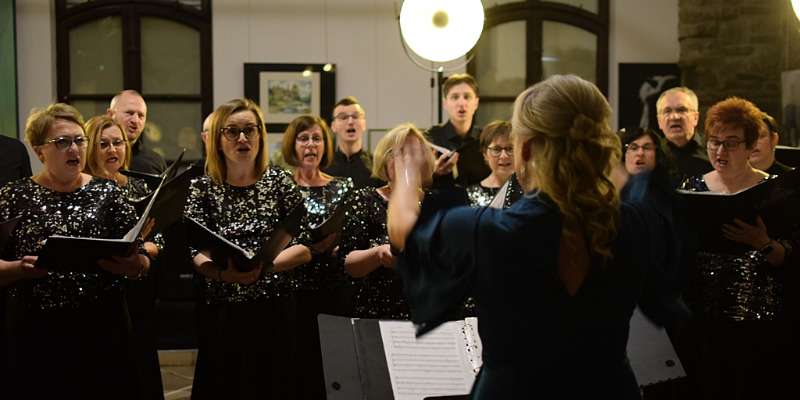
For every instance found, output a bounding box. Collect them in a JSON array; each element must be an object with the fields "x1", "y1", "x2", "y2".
[{"x1": 379, "y1": 320, "x2": 475, "y2": 400}]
